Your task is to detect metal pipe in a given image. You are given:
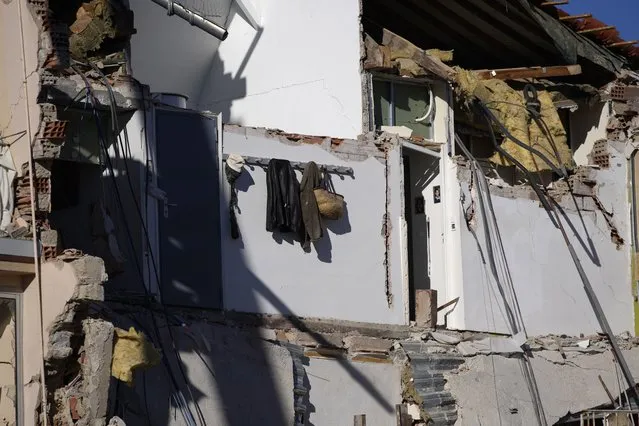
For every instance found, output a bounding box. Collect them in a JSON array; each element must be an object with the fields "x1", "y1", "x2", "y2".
[
  {"x1": 149, "y1": 0, "x2": 228, "y2": 40},
  {"x1": 401, "y1": 140, "x2": 441, "y2": 158}
]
